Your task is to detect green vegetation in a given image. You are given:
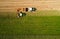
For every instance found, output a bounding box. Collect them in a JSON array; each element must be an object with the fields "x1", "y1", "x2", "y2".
[
  {"x1": 0, "y1": 16, "x2": 60, "y2": 35},
  {"x1": 0, "y1": 11, "x2": 60, "y2": 39}
]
